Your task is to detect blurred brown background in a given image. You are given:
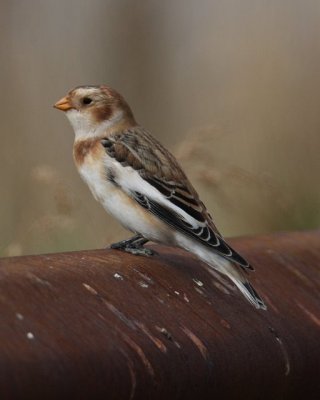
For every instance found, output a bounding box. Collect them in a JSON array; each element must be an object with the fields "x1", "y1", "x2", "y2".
[{"x1": 1, "y1": 0, "x2": 319, "y2": 257}]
